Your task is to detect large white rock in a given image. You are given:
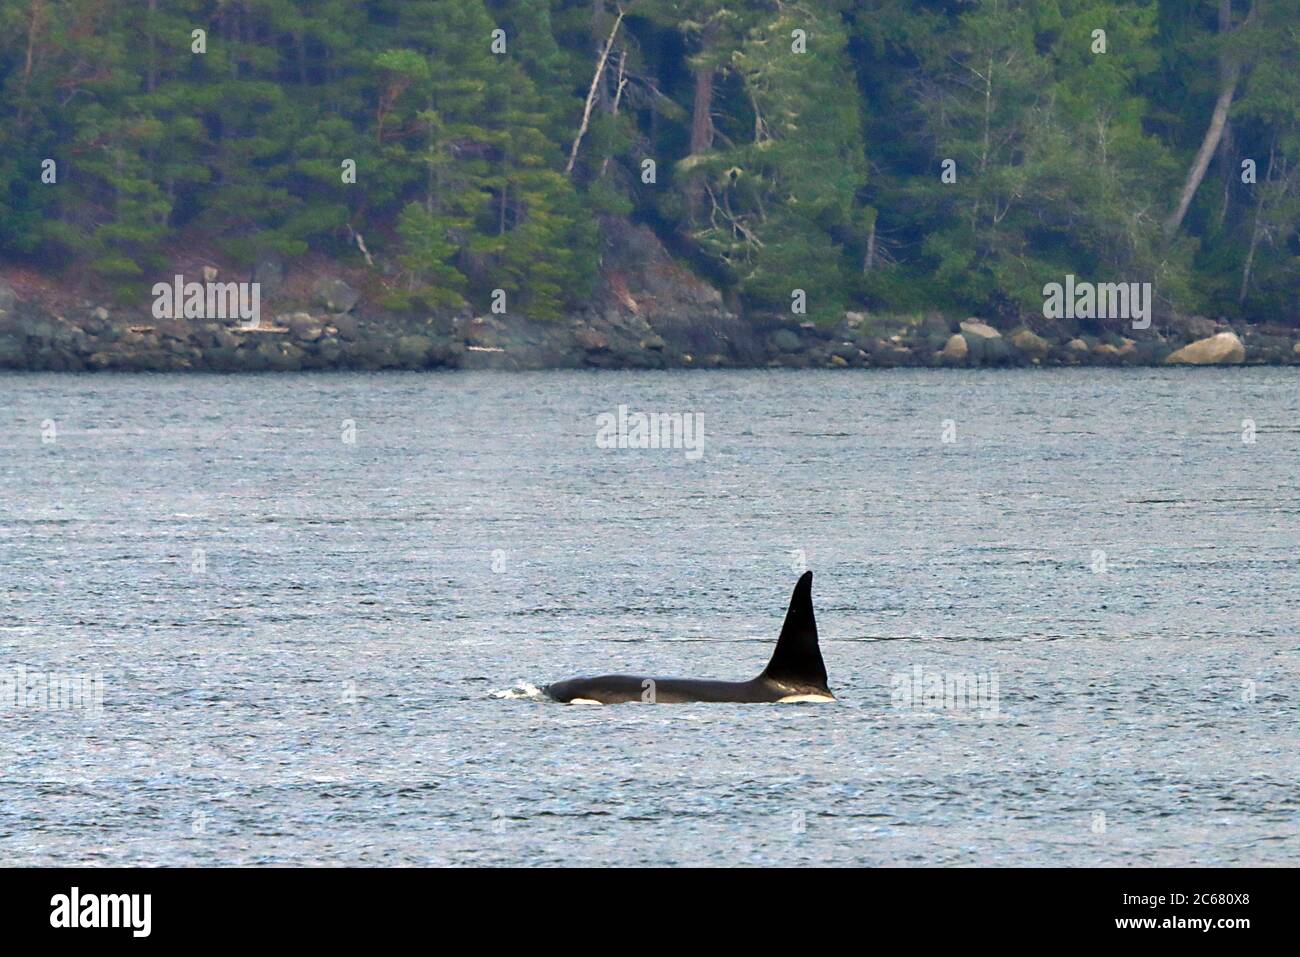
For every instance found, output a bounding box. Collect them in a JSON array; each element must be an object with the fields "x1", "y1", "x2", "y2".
[
  {"x1": 940, "y1": 333, "x2": 968, "y2": 361},
  {"x1": 959, "y1": 319, "x2": 1001, "y2": 339},
  {"x1": 1010, "y1": 327, "x2": 1051, "y2": 358},
  {"x1": 1164, "y1": 331, "x2": 1245, "y2": 365}
]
